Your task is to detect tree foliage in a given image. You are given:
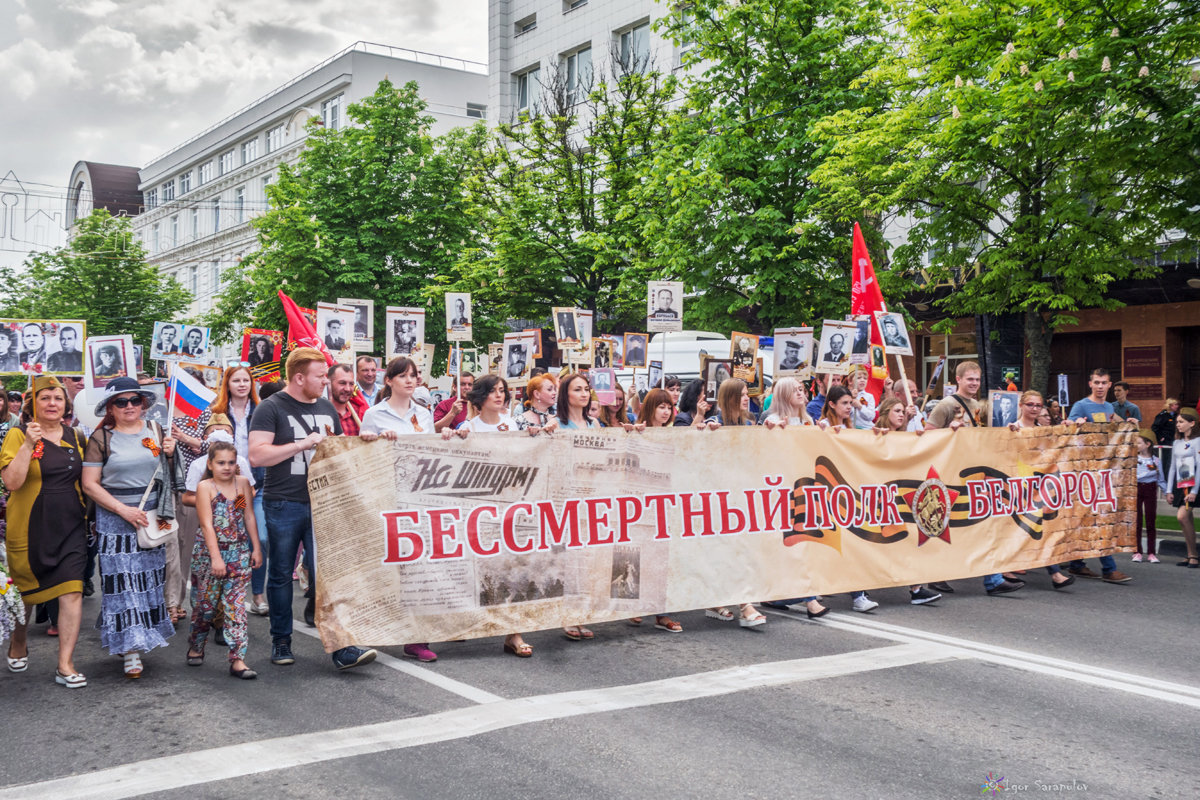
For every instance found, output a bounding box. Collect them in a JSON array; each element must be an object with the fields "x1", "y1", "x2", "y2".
[
  {"x1": 206, "y1": 79, "x2": 486, "y2": 368},
  {"x1": 441, "y1": 53, "x2": 679, "y2": 334},
  {"x1": 812, "y1": 0, "x2": 1200, "y2": 392},
  {"x1": 641, "y1": 0, "x2": 892, "y2": 333},
  {"x1": 0, "y1": 209, "x2": 190, "y2": 348}
]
